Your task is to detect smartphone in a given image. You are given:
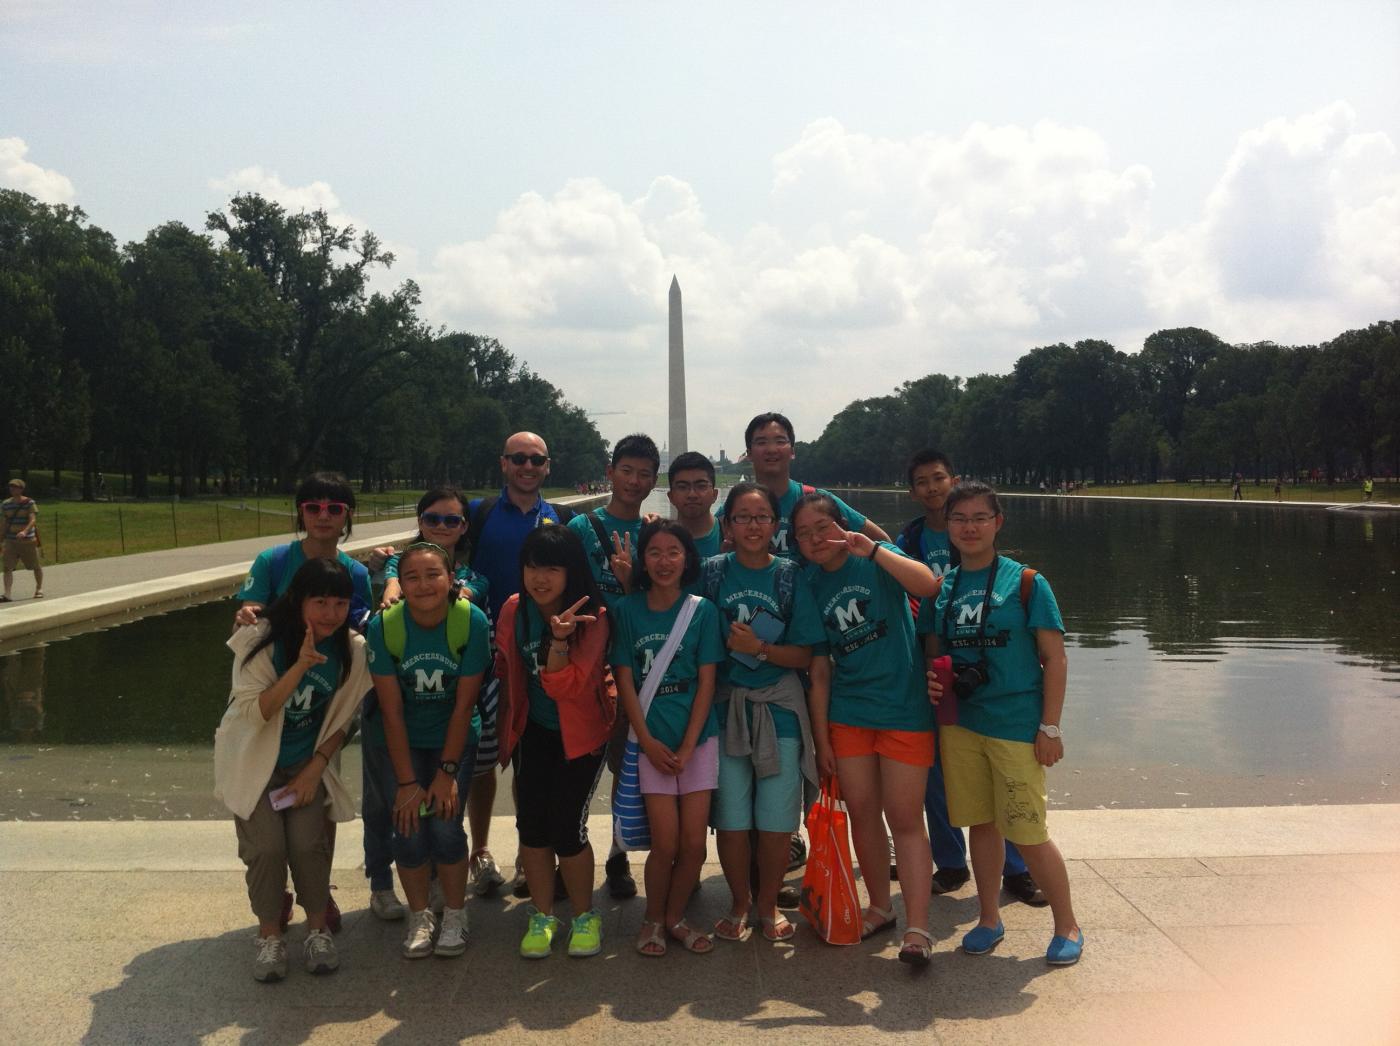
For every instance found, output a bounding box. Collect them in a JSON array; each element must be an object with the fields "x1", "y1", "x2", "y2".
[
  {"x1": 418, "y1": 800, "x2": 435, "y2": 818},
  {"x1": 269, "y1": 787, "x2": 297, "y2": 811}
]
